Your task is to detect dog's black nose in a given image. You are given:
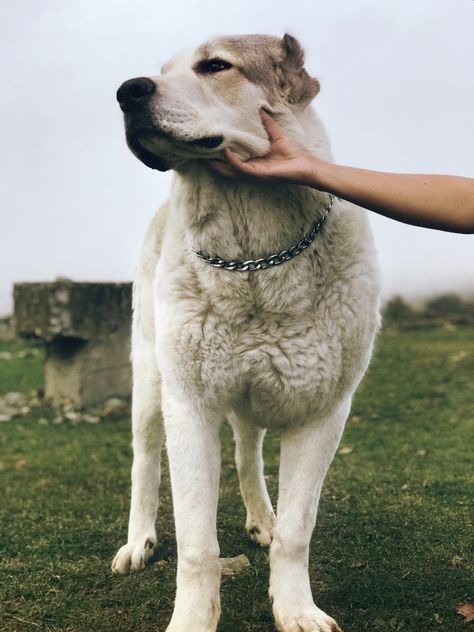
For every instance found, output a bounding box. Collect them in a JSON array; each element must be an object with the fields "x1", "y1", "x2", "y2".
[{"x1": 116, "y1": 77, "x2": 156, "y2": 112}]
